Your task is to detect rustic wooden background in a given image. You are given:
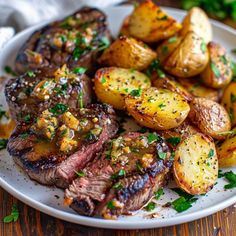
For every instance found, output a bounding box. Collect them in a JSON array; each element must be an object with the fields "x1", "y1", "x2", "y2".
[{"x1": 1, "y1": 0, "x2": 236, "y2": 235}]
